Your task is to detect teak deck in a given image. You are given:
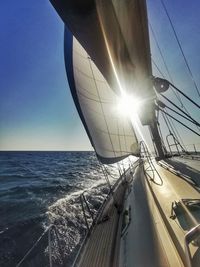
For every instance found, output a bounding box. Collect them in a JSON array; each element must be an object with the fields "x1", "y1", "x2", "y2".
[{"x1": 75, "y1": 175, "x2": 130, "y2": 267}]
